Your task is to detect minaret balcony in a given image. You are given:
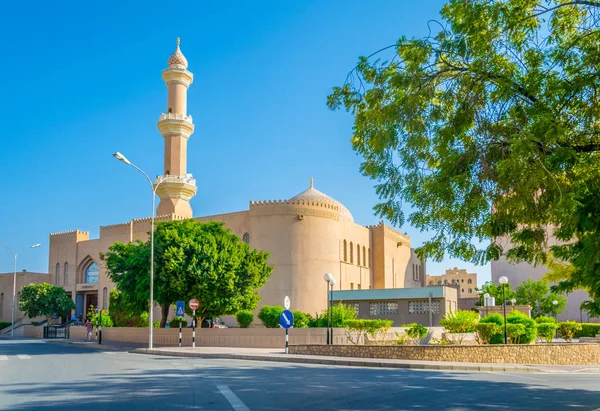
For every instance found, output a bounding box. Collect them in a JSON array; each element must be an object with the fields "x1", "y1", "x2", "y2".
[
  {"x1": 157, "y1": 113, "x2": 195, "y2": 138},
  {"x1": 154, "y1": 174, "x2": 197, "y2": 202}
]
